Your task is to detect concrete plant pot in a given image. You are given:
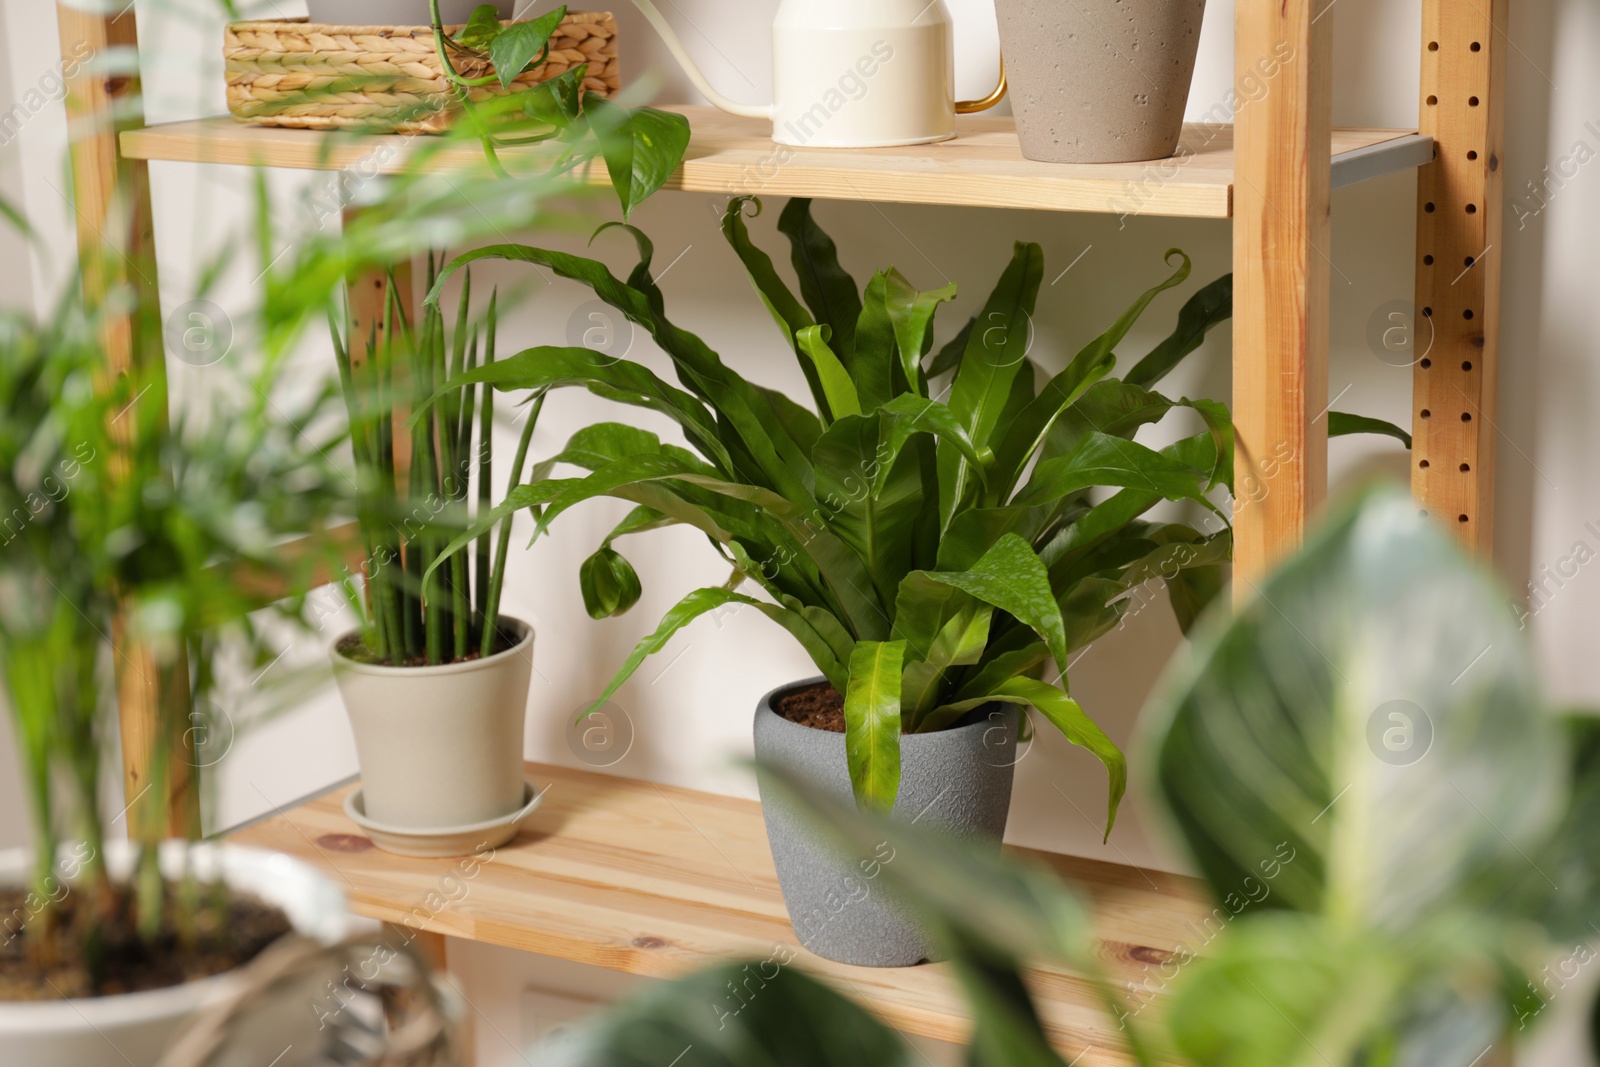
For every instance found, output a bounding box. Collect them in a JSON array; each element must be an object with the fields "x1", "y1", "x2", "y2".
[
  {"x1": 996, "y1": 0, "x2": 1206, "y2": 163},
  {"x1": 752, "y1": 678, "x2": 1018, "y2": 967},
  {"x1": 0, "y1": 841, "x2": 347, "y2": 1067},
  {"x1": 332, "y1": 617, "x2": 533, "y2": 839},
  {"x1": 304, "y1": 0, "x2": 513, "y2": 26}
]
